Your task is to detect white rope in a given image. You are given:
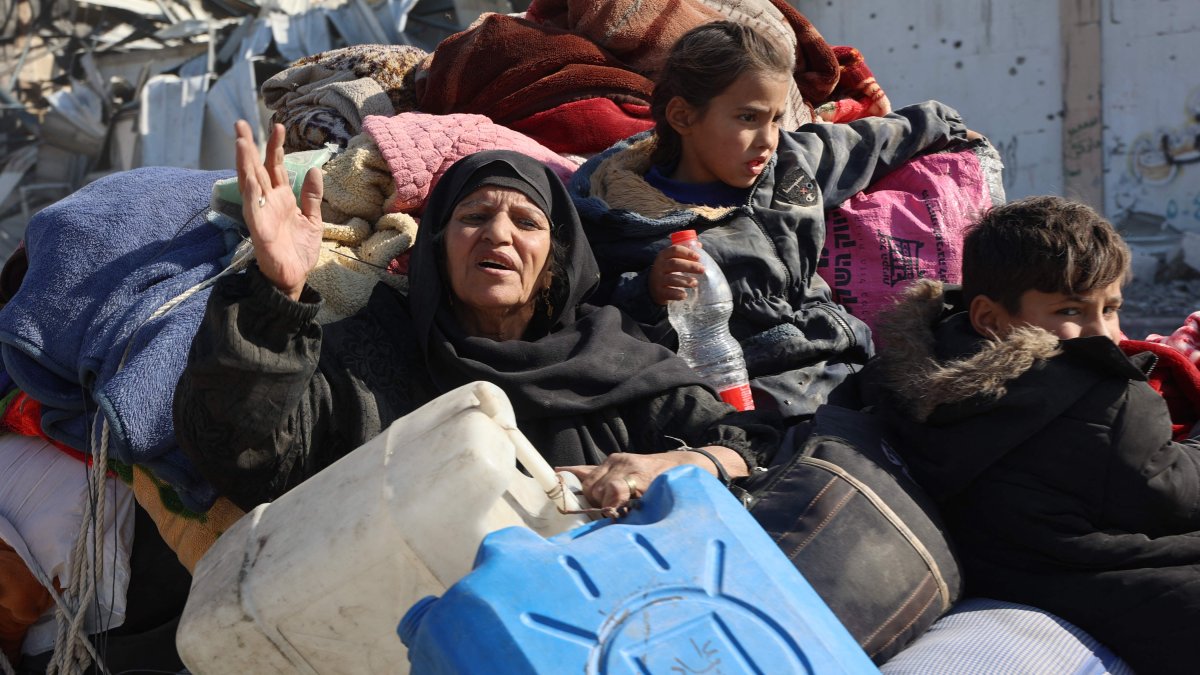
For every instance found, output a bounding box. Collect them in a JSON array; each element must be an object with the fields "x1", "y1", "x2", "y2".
[
  {"x1": 46, "y1": 423, "x2": 110, "y2": 675},
  {"x1": 37, "y1": 237, "x2": 257, "y2": 673}
]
